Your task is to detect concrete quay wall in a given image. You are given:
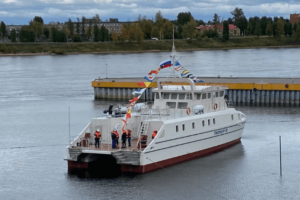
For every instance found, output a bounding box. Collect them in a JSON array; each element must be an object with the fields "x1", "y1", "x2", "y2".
[{"x1": 92, "y1": 77, "x2": 300, "y2": 105}]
